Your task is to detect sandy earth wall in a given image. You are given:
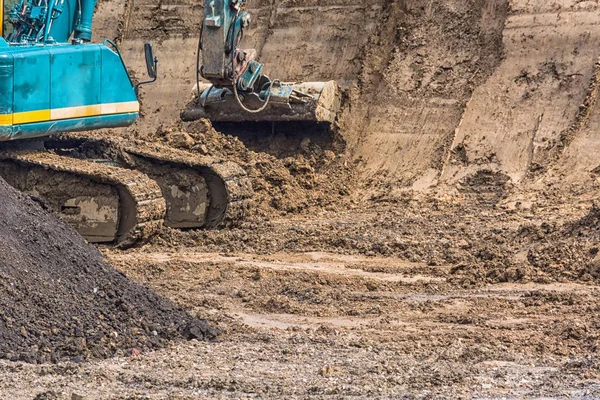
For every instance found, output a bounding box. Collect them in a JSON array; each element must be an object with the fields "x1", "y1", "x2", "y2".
[
  {"x1": 441, "y1": 1, "x2": 600, "y2": 187},
  {"x1": 94, "y1": 0, "x2": 600, "y2": 196}
]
